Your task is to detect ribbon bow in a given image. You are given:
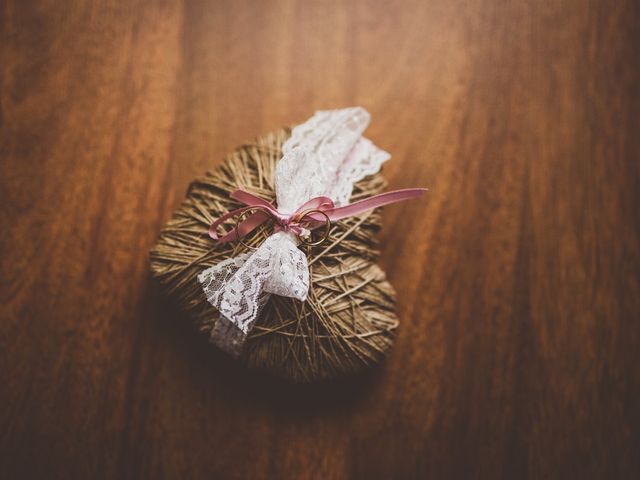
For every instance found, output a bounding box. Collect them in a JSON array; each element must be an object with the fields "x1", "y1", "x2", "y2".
[{"x1": 210, "y1": 188, "x2": 428, "y2": 244}]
